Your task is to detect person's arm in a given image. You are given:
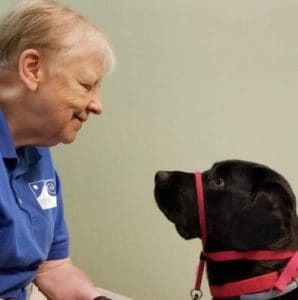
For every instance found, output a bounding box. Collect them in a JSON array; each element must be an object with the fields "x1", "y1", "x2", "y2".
[
  {"x1": 33, "y1": 169, "x2": 111, "y2": 300},
  {"x1": 34, "y1": 257, "x2": 107, "y2": 300}
]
